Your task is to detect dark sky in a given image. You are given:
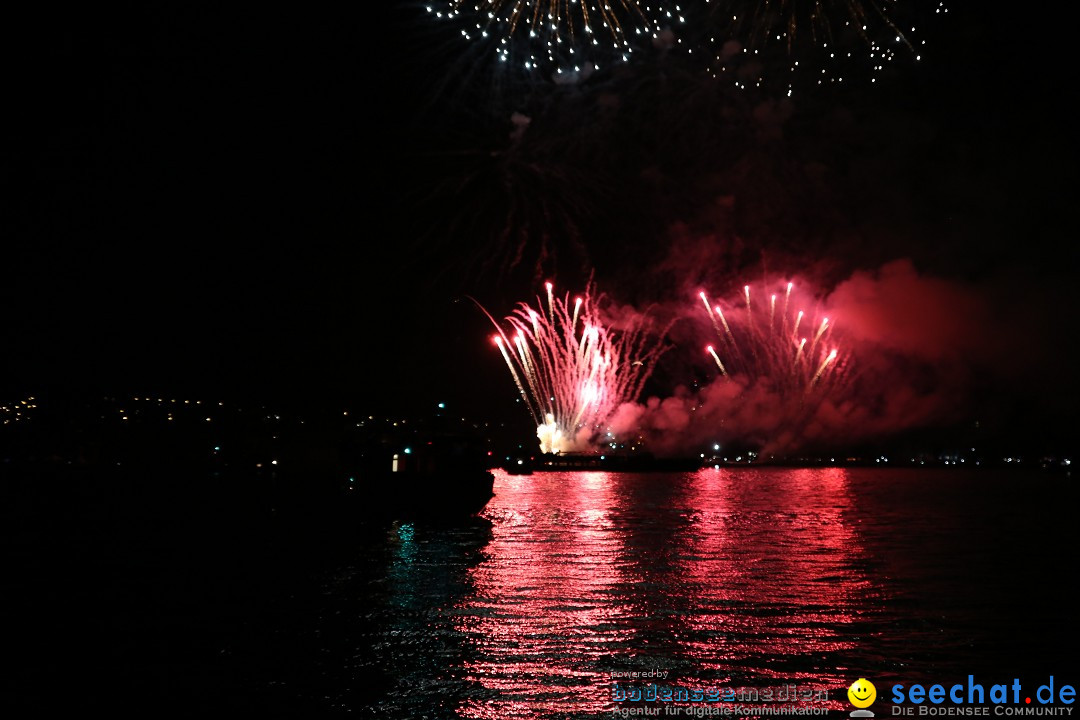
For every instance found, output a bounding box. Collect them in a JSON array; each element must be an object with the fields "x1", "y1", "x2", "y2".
[{"x1": 4, "y1": 6, "x2": 1077, "y2": 445}]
